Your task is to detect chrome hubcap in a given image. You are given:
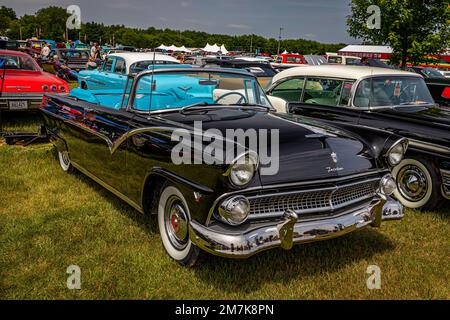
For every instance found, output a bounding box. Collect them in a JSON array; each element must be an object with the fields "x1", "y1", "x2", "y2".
[
  {"x1": 397, "y1": 165, "x2": 428, "y2": 201},
  {"x1": 165, "y1": 196, "x2": 188, "y2": 250},
  {"x1": 60, "y1": 151, "x2": 70, "y2": 166}
]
